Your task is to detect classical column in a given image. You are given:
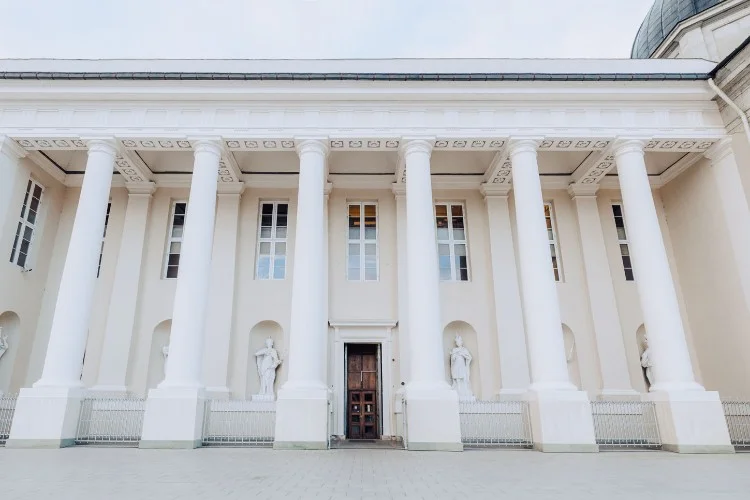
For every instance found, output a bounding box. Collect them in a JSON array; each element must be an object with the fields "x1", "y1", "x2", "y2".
[
  {"x1": 614, "y1": 139, "x2": 731, "y2": 453},
  {"x1": 509, "y1": 140, "x2": 572, "y2": 391},
  {"x1": 140, "y1": 140, "x2": 222, "y2": 449},
  {"x1": 274, "y1": 138, "x2": 329, "y2": 449},
  {"x1": 509, "y1": 138, "x2": 596, "y2": 452},
  {"x1": 401, "y1": 139, "x2": 461, "y2": 451},
  {"x1": 203, "y1": 182, "x2": 244, "y2": 397},
  {"x1": 392, "y1": 184, "x2": 411, "y2": 391},
  {"x1": 0, "y1": 136, "x2": 27, "y2": 237},
  {"x1": 480, "y1": 184, "x2": 530, "y2": 397},
  {"x1": 705, "y1": 138, "x2": 750, "y2": 318},
  {"x1": 93, "y1": 183, "x2": 156, "y2": 393},
  {"x1": 568, "y1": 184, "x2": 636, "y2": 397},
  {"x1": 7, "y1": 138, "x2": 117, "y2": 448}
]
